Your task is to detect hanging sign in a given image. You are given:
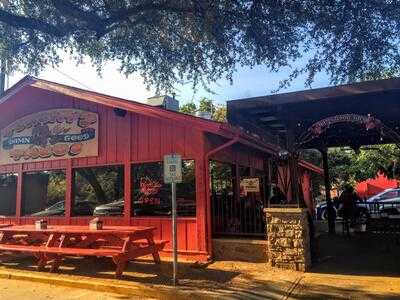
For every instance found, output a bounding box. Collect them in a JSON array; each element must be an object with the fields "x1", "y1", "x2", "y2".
[
  {"x1": 309, "y1": 114, "x2": 381, "y2": 137},
  {"x1": 240, "y1": 177, "x2": 261, "y2": 195},
  {"x1": 0, "y1": 109, "x2": 98, "y2": 165}
]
